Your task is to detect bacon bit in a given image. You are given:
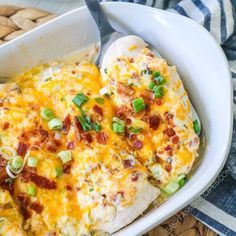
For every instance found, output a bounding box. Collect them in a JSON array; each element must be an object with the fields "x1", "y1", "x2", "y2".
[
  {"x1": 0, "y1": 100, "x2": 3, "y2": 107},
  {"x1": 0, "y1": 167, "x2": 8, "y2": 185},
  {"x1": 46, "y1": 135, "x2": 61, "y2": 152},
  {"x1": 164, "y1": 145, "x2": 173, "y2": 156},
  {"x1": 156, "y1": 99, "x2": 163, "y2": 105},
  {"x1": 62, "y1": 115, "x2": 71, "y2": 134},
  {"x1": 17, "y1": 193, "x2": 31, "y2": 219},
  {"x1": 117, "y1": 83, "x2": 134, "y2": 96},
  {"x1": 164, "y1": 127, "x2": 176, "y2": 138},
  {"x1": 164, "y1": 112, "x2": 175, "y2": 127},
  {"x1": 2, "y1": 122, "x2": 9, "y2": 130},
  {"x1": 123, "y1": 159, "x2": 134, "y2": 168},
  {"x1": 67, "y1": 141, "x2": 75, "y2": 150},
  {"x1": 17, "y1": 142, "x2": 29, "y2": 156},
  {"x1": 101, "y1": 193, "x2": 106, "y2": 198},
  {"x1": 115, "y1": 105, "x2": 132, "y2": 119},
  {"x1": 117, "y1": 191, "x2": 125, "y2": 198},
  {"x1": 131, "y1": 172, "x2": 140, "y2": 182},
  {"x1": 71, "y1": 70, "x2": 76, "y2": 74},
  {"x1": 129, "y1": 133, "x2": 137, "y2": 141},
  {"x1": 21, "y1": 172, "x2": 57, "y2": 190},
  {"x1": 141, "y1": 90, "x2": 154, "y2": 104},
  {"x1": 96, "y1": 132, "x2": 108, "y2": 145},
  {"x1": 132, "y1": 140, "x2": 143, "y2": 150},
  {"x1": 126, "y1": 118, "x2": 132, "y2": 125},
  {"x1": 30, "y1": 202, "x2": 43, "y2": 213},
  {"x1": 149, "y1": 115, "x2": 160, "y2": 130},
  {"x1": 63, "y1": 161, "x2": 72, "y2": 174},
  {"x1": 93, "y1": 105, "x2": 103, "y2": 117},
  {"x1": 165, "y1": 163, "x2": 172, "y2": 172},
  {"x1": 81, "y1": 133, "x2": 93, "y2": 144},
  {"x1": 76, "y1": 187, "x2": 81, "y2": 191},
  {"x1": 38, "y1": 126, "x2": 48, "y2": 142},
  {"x1": 74, "y1": 116, "x2": 82, "y2": 133},
  {"x1": 66, "y1": 185, "x2": 72, "y2": 191},
  {"x1": 172, "y1": 135, "x2": 179, "y2": 144}
]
